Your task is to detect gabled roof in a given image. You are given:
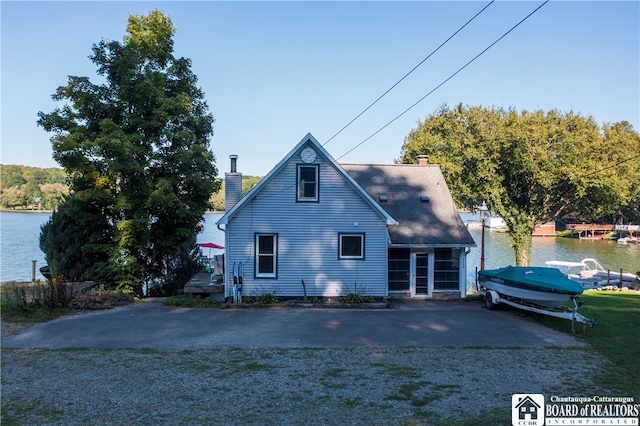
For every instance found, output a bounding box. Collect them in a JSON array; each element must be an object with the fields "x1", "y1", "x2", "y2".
[
  {"x1": 341, "y1": 163, "x2": 476, "y2": 247},
  {"x1": 217, "y1": 133, "x2": 397, "y2": 226}
]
